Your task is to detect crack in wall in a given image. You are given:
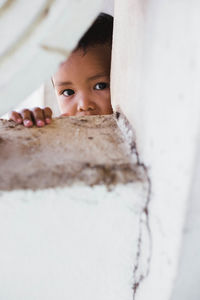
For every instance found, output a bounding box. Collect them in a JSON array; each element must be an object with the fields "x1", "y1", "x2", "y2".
[
  {"x1": 132, "y1": 161, "x2": 152, "y2": 299},
  {"x1": 115, "y1": 110, "x2": 152, "y2": 300}
]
